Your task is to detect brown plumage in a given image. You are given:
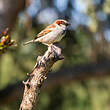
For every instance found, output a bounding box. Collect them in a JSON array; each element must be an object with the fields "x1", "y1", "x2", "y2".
[{"x1": 23, "y1": 19, "x2": 70, "y2": 46}]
